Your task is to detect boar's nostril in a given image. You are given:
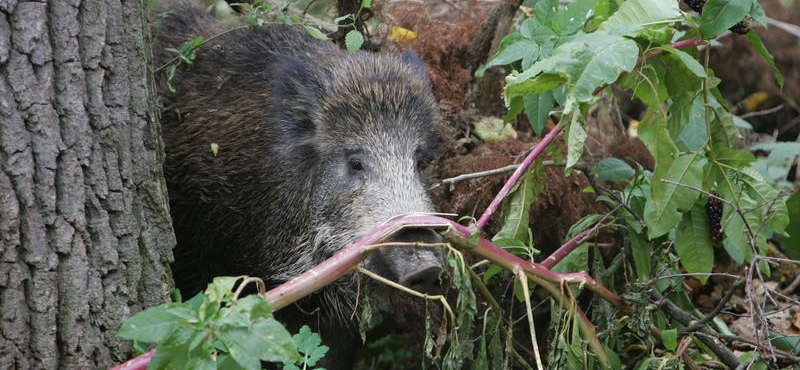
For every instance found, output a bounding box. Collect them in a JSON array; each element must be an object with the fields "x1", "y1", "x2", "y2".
[{"x1": 400, "y1": 266, "x2": 444, "y2": 295}]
